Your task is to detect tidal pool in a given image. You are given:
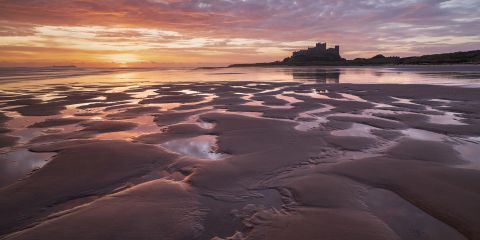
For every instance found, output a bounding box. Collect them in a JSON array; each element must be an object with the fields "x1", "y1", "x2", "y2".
[{"x1": 160, "y1": 135, "x2": 226, "y2": 160}]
